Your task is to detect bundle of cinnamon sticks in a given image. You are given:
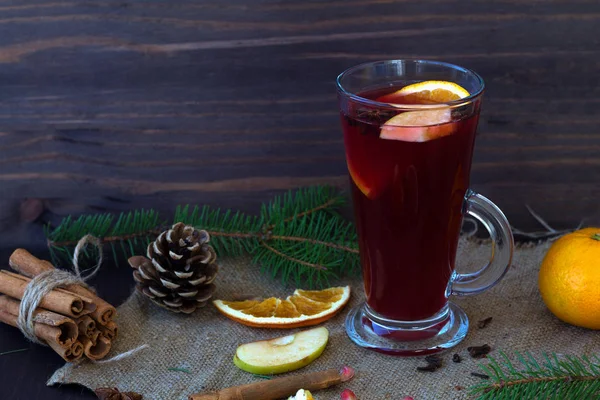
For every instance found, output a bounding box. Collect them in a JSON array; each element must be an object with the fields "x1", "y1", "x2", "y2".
[{"x1": 0, "y1": 249, "x2": 117, "y2": 362}]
